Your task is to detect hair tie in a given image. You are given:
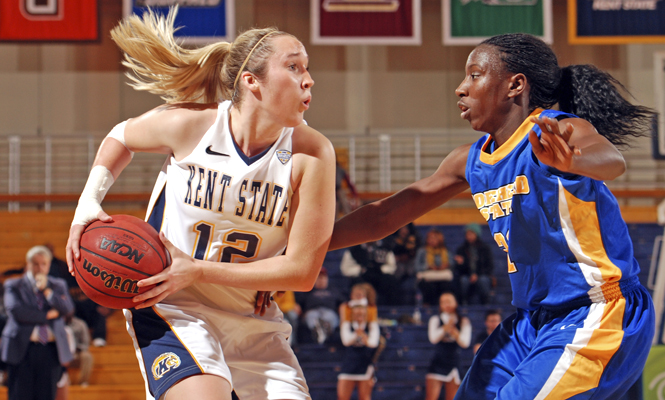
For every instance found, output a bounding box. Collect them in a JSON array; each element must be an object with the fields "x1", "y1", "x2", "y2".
[{"x1": 233, "y1": 31, "x2": 276, "y2": 90}]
